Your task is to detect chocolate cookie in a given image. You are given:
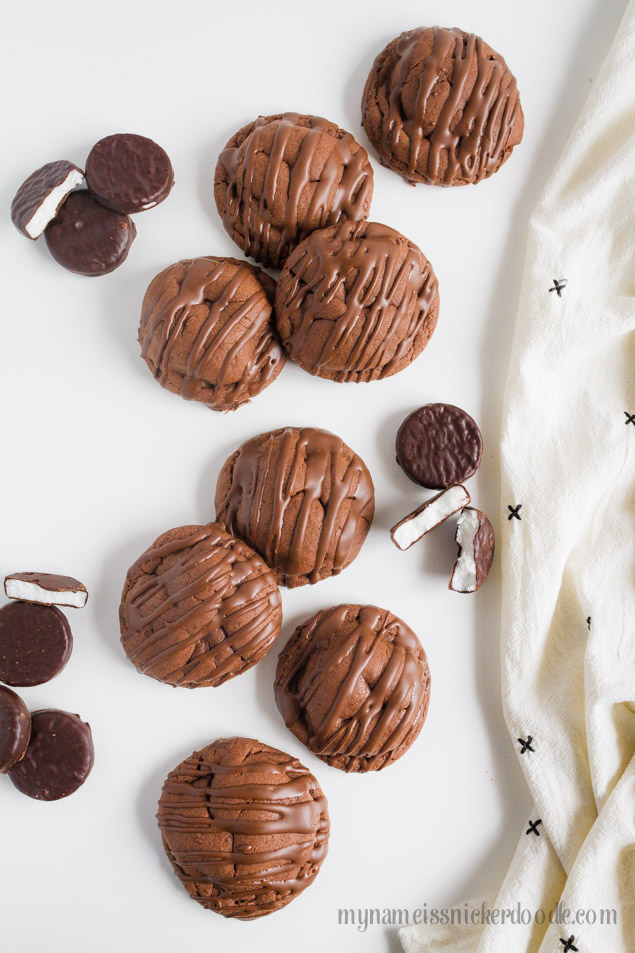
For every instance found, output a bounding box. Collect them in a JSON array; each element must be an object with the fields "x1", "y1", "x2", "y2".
[
  {"x1": 450, "y1": 507, "x2": 495, "y2": 592},
  {"x1": 157, "y1": 736, "x2": 329, "y2": 919},
  {"x1": 215, "y1": 427, "x2": 375, "y2": 588},
  {"x1": 85, "y1": 133, "x2": 174, "y2": 213},
  {"x1": 275, "y1": 604, "x2": 431, "y2": 772},
  {"x1": 11, "y1": 160, "x2": 85, "y2": 239},
  {"x1": 44, "y1": 190, "x2": 136, "y2": 276},
  {"x1": 120, "y1": 523, "x2": 282, "y2": 687},
  {"x1": 139, "y1": 256, "x2": 285, "y2": 412},
  {"x1": 214, "y1": 112, "x2": 374, "y2": 269},
  {"x1": 396, "y1": 403, "x2": 483, "y2": 489},
  {"x1": 4, "y1": 572, "x2": 87, "y2": 608},
  {"x1": 275, "y1": 220, "x2": 439, "y2": 382},
  {"x1": 362, "y1": 26, "x2": 524, "y2": 186},
  {"x1": 0, "y1": 686, "x2": 31, "y2": 773},
  {"x1": 0, "y1": 601, "x2": 72, "y2": 686},
  {"x1": 8, "y1": 709, "x2": 94, "y2": 801}
]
